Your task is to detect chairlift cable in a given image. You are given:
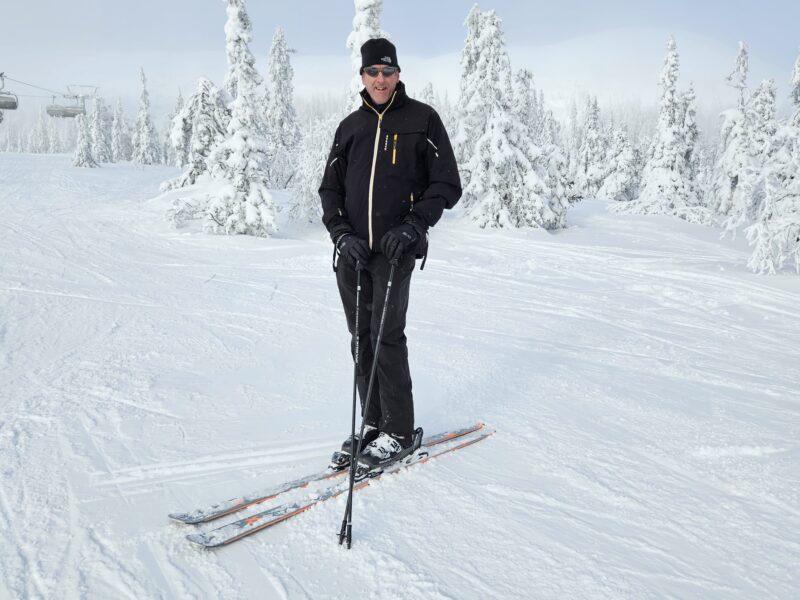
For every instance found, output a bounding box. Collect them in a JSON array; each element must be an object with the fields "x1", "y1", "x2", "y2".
[{"x1": 1, "y1": 75, "x2": 64, "y2": 97}]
